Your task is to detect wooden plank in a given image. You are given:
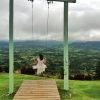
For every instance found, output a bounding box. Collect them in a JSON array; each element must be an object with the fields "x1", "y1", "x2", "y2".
[{"x1": 13, "y1": 80, "x2": 60, "y2": 100}]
